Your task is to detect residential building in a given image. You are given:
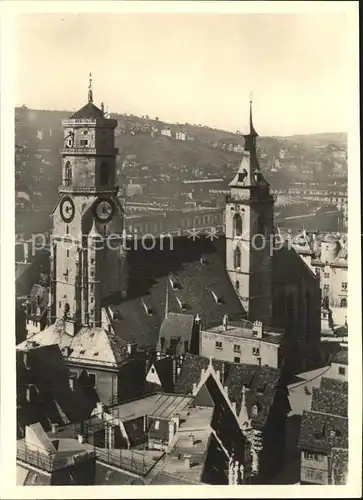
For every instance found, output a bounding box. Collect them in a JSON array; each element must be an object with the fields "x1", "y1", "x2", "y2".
[
  {"x1": 175, "y1": 131, "x2": 187, "y2": 141},
  {"x1": 199, "y1": 316, "x2": 283, "y2": 368},
  {"x1": 325, "y1": 347, "x2": 348, "y2": 381},
  {"x1": 174, "y1": 354, "x2": 291, "y2": 483},
  {"x1": 161, "y1": 128, "x2": 172, "y2": 138},
  {"x1": 291, "y1": 230, "x2": 348, "y2": 309},
  {"x1": 298, "y1": 374, "x2": 348, "y2": 485}
]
